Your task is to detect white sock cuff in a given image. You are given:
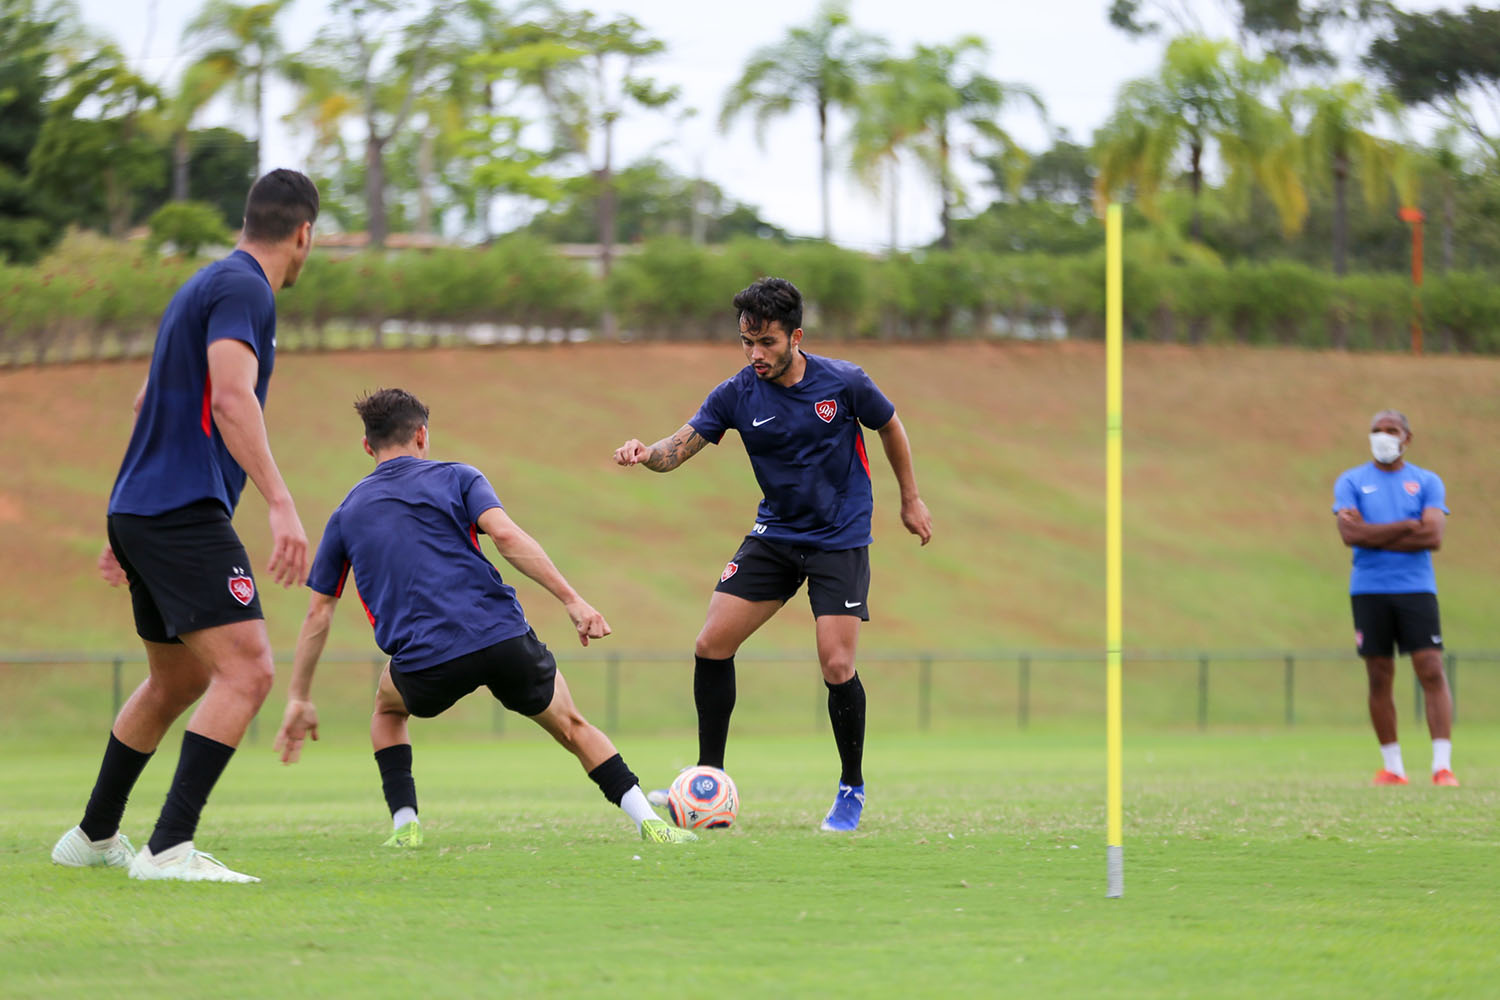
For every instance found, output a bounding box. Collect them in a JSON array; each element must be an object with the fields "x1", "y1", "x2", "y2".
[{"x1": 620, "y1": 785, "x2": 657, "y2": 827}]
